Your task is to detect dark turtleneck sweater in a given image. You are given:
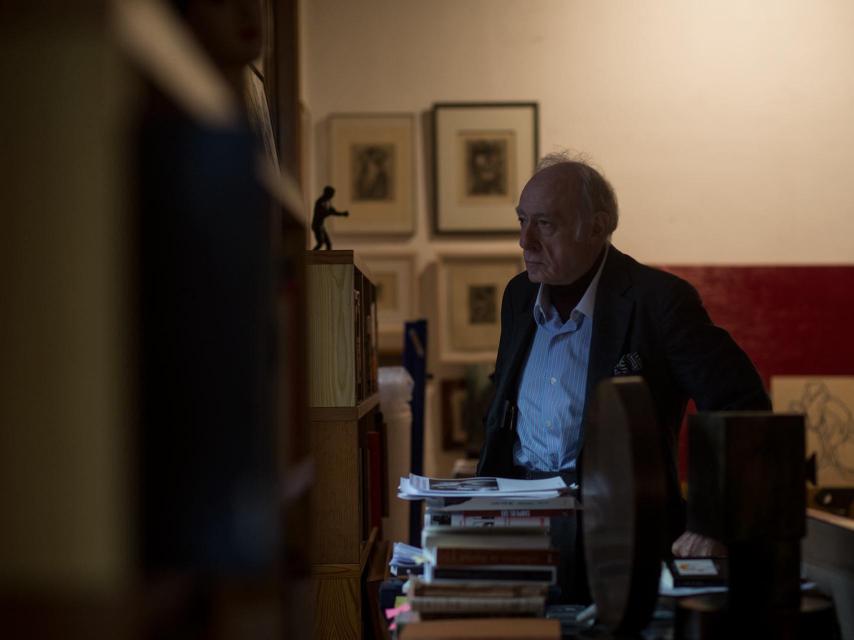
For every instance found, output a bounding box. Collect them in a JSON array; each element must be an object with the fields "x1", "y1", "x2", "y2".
[{"x1": 548, "y1": 246, "x2": 607, "y2": 323}]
